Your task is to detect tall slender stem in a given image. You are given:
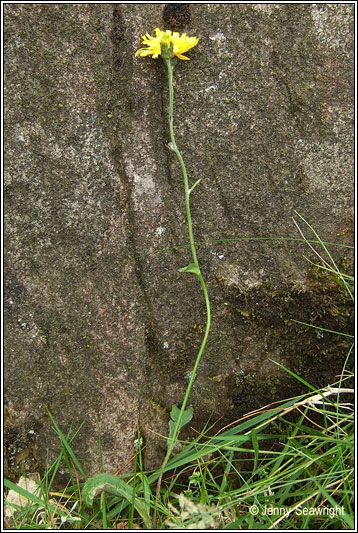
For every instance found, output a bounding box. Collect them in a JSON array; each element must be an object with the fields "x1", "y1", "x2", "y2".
[
  {"x1": 159, "y1": 57, "x2": 212, "y2": 473},
  {"x1": 153, "y1": 56, "x2": 212, "y2": 529},
  {"x1": 166, "y1": 60, "x2": 199, "y2": 267}
]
